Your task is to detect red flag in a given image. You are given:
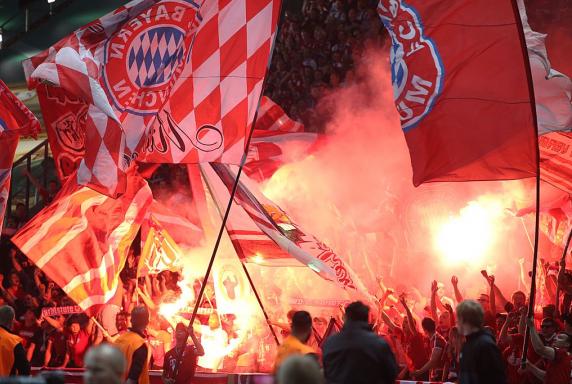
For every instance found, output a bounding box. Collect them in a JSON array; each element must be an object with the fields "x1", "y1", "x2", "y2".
[
  {"x1": 12, "y1": 174, "x2": 152, "y2": 312},
  {"x1": 378, "y1": 0, "x2": 538, "y2": 185},
  {"x1": 539, "y1": 132, "x2": 572, "y2": 193},
  {"x1": 36, "y1": 84, "x2": 87, "y2": 182},
  {"x1": 201, "y1": 162, "x2": 371, "y2": 297},
  {"x1": 25, "y1": 0, "x2": 281, "y2": 197},
  {"x1": 254, "y1": 96, "x2": 304, "y2": 132},
  {"x1": 0, "y1": 81, "x2": 40, "y2": 235},
  {"x1": 139, "y1": 216, "x2": 183, "y2": 276}
]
